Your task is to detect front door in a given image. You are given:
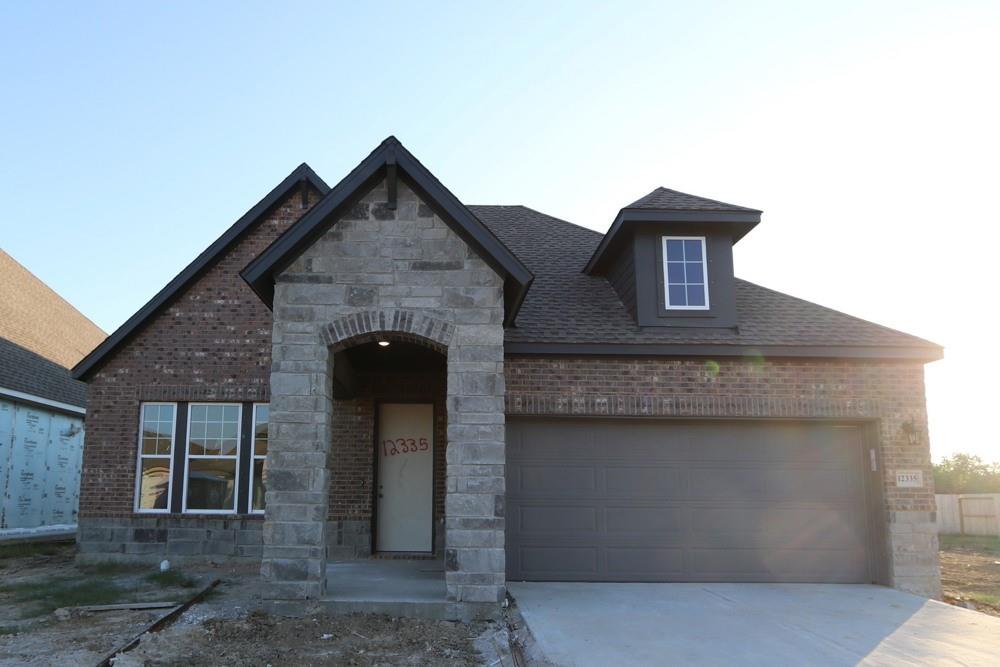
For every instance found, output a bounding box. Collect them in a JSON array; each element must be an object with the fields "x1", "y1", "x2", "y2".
[{"x1": 376, "y1": 403, "x2": 434, "y2": 552}]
